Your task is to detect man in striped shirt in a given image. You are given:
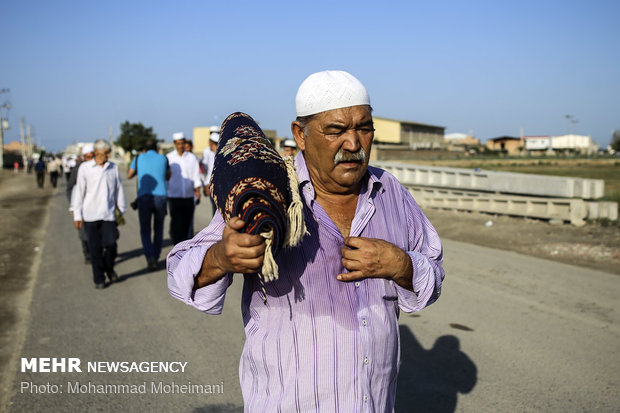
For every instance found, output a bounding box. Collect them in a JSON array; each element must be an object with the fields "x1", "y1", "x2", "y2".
[{"x1": 167, "y1": 70, "x2": 445, "y2": 412}]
